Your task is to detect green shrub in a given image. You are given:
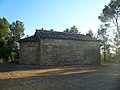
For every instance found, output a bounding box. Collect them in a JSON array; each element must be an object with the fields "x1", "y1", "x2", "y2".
[{"x1": 100, "y1": 53, "x2": 111, "y2": 61}]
